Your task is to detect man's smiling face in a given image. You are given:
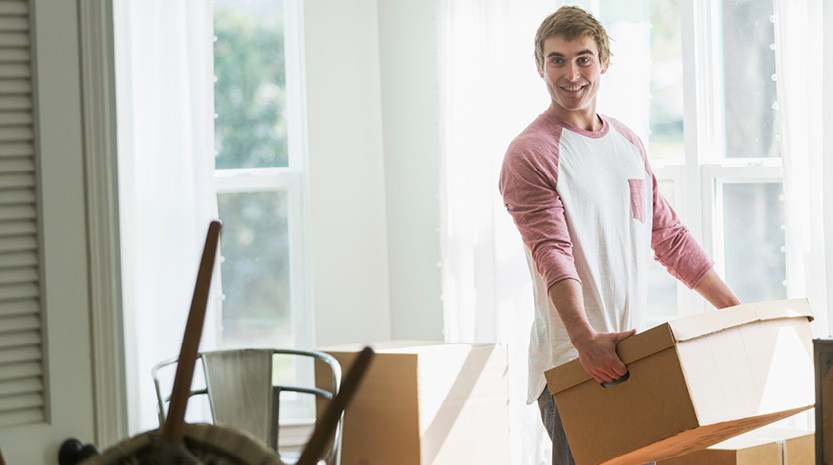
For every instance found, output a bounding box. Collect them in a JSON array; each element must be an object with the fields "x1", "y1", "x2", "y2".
[{"x1": 538, "y1": 34, "x2": 609, "y2": 129}]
